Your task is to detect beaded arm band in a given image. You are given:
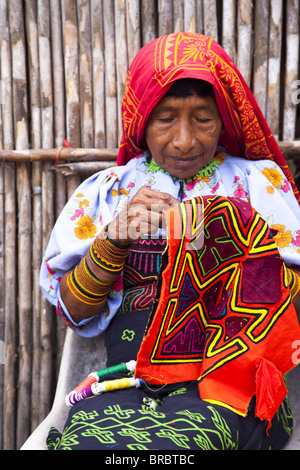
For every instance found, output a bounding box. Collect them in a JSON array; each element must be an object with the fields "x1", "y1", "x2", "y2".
[
  {"x1": 67, "y1": 259, "x2": 112, "y2": 306},
  {"x1": 67, "y1": 226, "x2": 130, "y2": 306},
  {"x1": 287, "y1": 267, "x2": 300, "y2": 299}
]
